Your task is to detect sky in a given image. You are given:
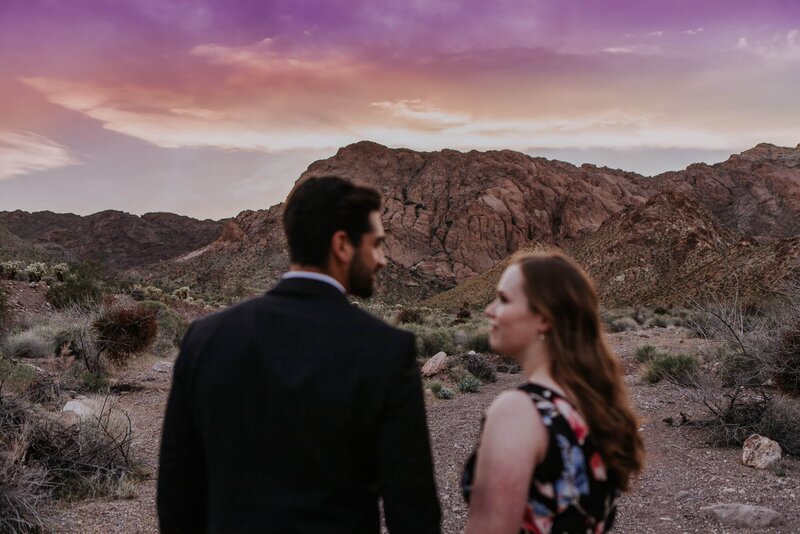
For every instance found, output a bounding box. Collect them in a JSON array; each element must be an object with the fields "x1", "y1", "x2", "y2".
[{"x1": 1, "y1": 0, "x2": 799, "y2": 219}]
